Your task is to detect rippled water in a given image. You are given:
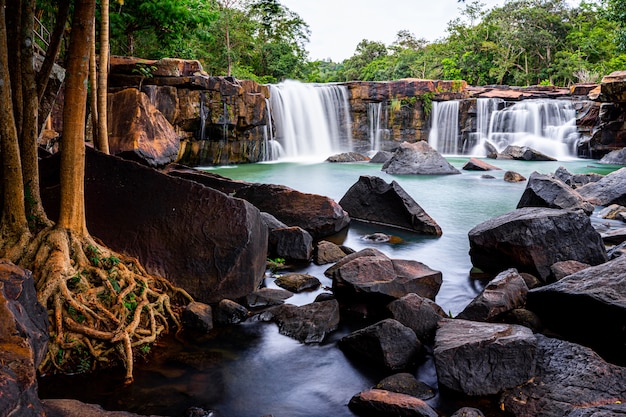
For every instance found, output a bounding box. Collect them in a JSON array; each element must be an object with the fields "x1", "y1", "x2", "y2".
[{"x1": 39, "y1": 157, "x2": 617, "y2": 417}]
